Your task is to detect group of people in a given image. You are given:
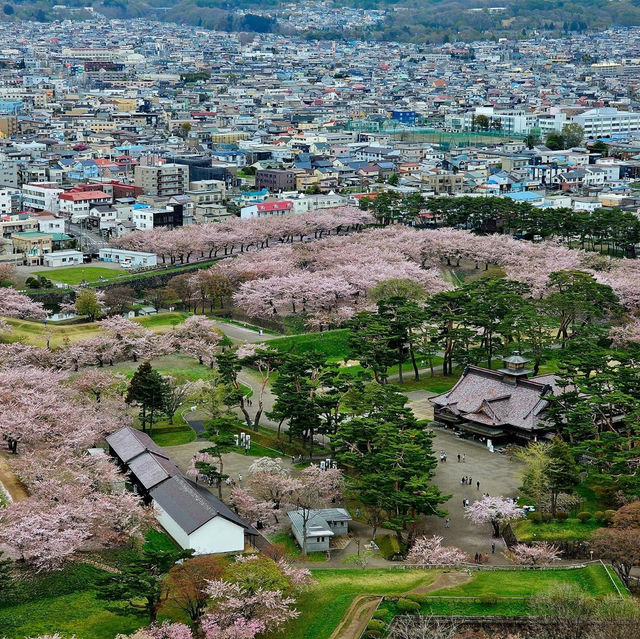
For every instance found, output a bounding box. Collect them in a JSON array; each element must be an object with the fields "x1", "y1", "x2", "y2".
[
  {"x1": 460, "y1": 476, "x2": 480, "y2": 490},
  {"x1": 439, "y1": 450, "x2": 447, "y2": 462}
]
